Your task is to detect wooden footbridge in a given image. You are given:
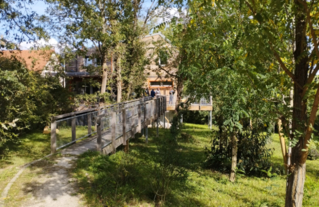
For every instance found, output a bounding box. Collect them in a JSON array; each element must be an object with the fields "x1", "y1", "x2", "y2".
[{"x1": 50, "y1": 96, "x2": 167, "y2": 154}]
